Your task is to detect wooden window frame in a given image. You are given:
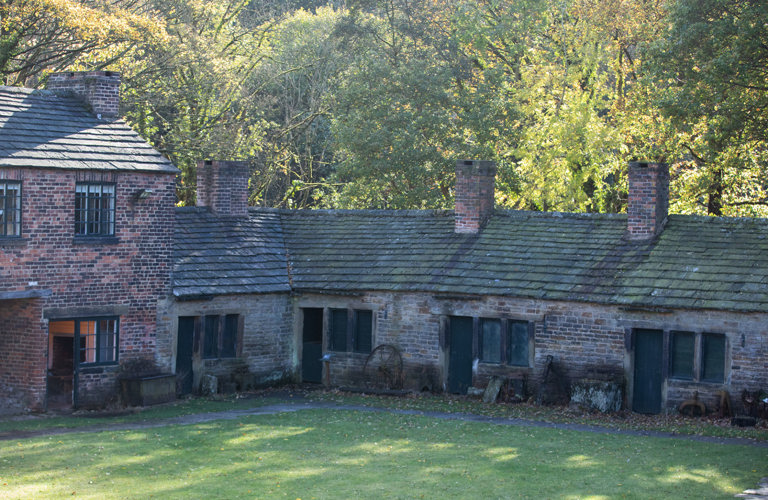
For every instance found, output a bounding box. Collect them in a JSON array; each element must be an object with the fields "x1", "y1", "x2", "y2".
[
  {"x1": 76, "y1": 317, "x2": 119, "y2": 366},
  {"x1": 0, "y1": 180, "x2": 21, "y2": 237},
  {"x1": 202, "y1": 314, "x2": 240, "y2": 359}
]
